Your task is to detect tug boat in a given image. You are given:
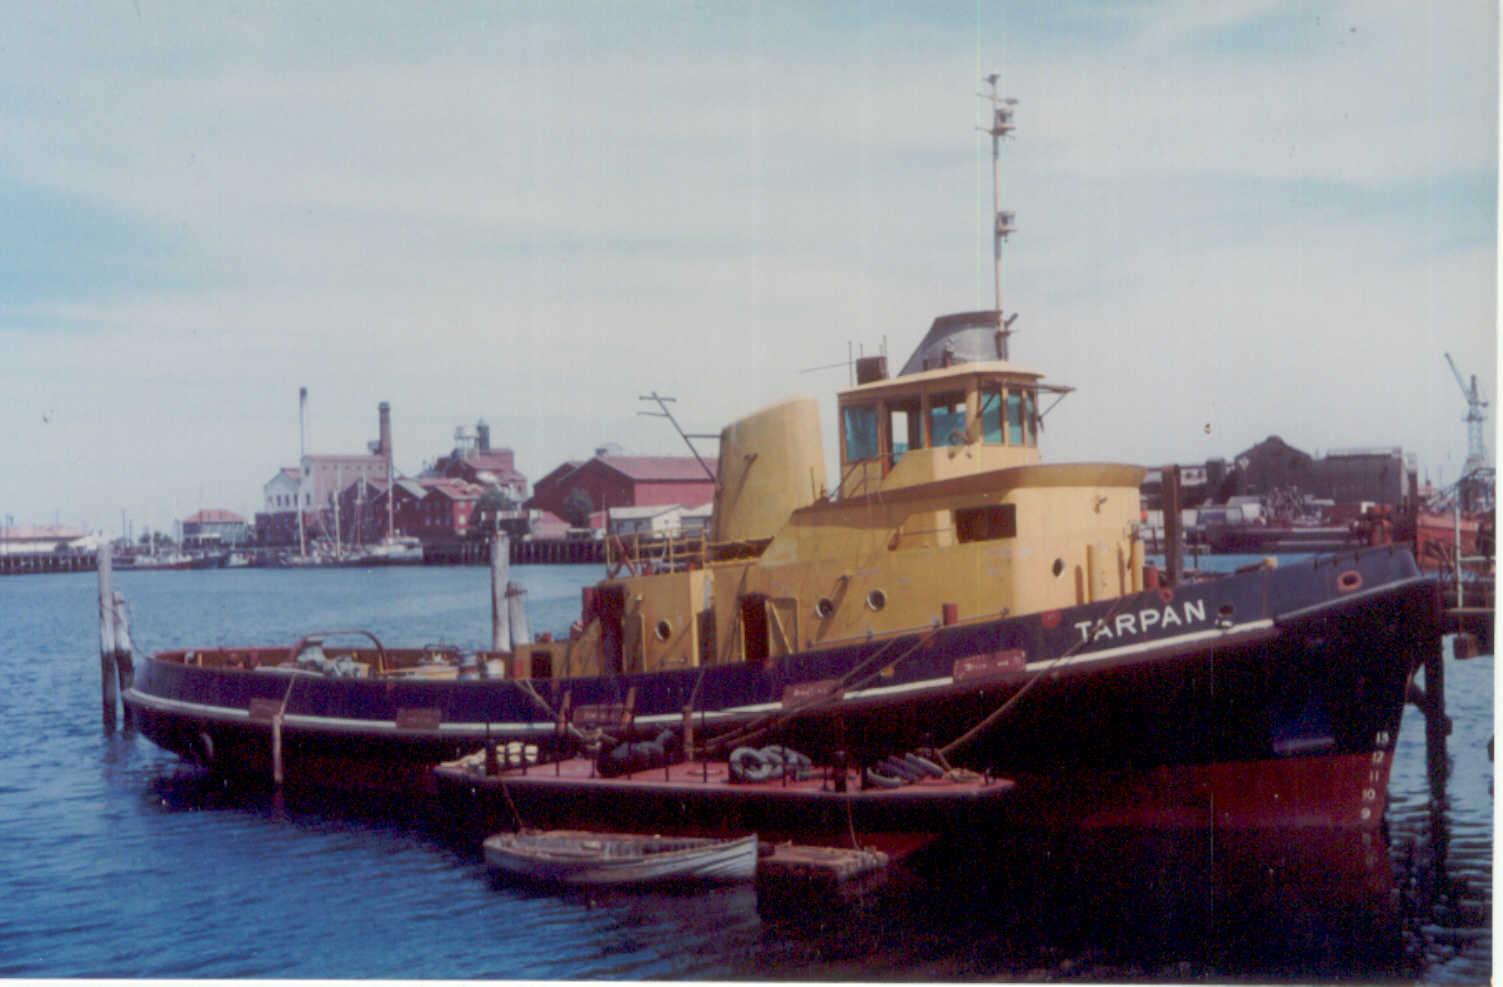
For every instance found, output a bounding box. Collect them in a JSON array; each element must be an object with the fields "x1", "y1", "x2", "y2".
[
  {"x1": 125, "y1": 94, "x2": 1442, "y2": 835},
  {"x1": 125, "y1": 308, "x2": 1441, "y2": 831}
]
